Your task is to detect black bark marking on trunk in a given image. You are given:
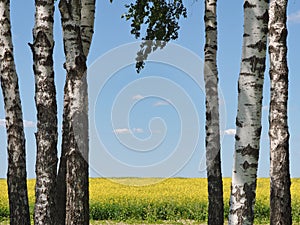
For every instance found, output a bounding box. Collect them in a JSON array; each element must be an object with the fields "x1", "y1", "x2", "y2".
[
  {"x1": 257, "y1": 10, "x2": 269, "y2": 24},
  {"x1": 244, "y1": 1, "x2": 256, "y2": 8},
  {"x1": 236, "y1": 118, "x2": 242, "y2": 128},
  {"x1": 236, "y1": 144, "x2": 258, "y2": 158},
  {"x1": 242, "y1": 161, "x2": 258, "y2": 170},
  {"x1": 243, "y1": 182, "x2": 256, "y2": 223},
  {"x1": 242, "y1": 55, "x2": 266, "y2": 73},
  {"x1": 247, "y1": 40, "x2": 267, "y2": 52}
]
